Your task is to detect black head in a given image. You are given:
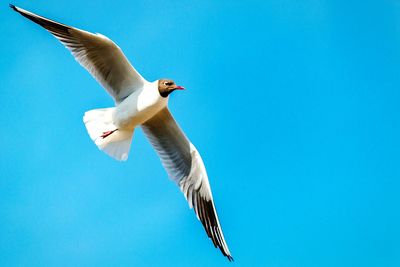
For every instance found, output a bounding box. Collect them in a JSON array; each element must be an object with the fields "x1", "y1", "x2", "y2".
[{"x1": 158, "y1": 79, "x2": 185, "y2": 98}]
